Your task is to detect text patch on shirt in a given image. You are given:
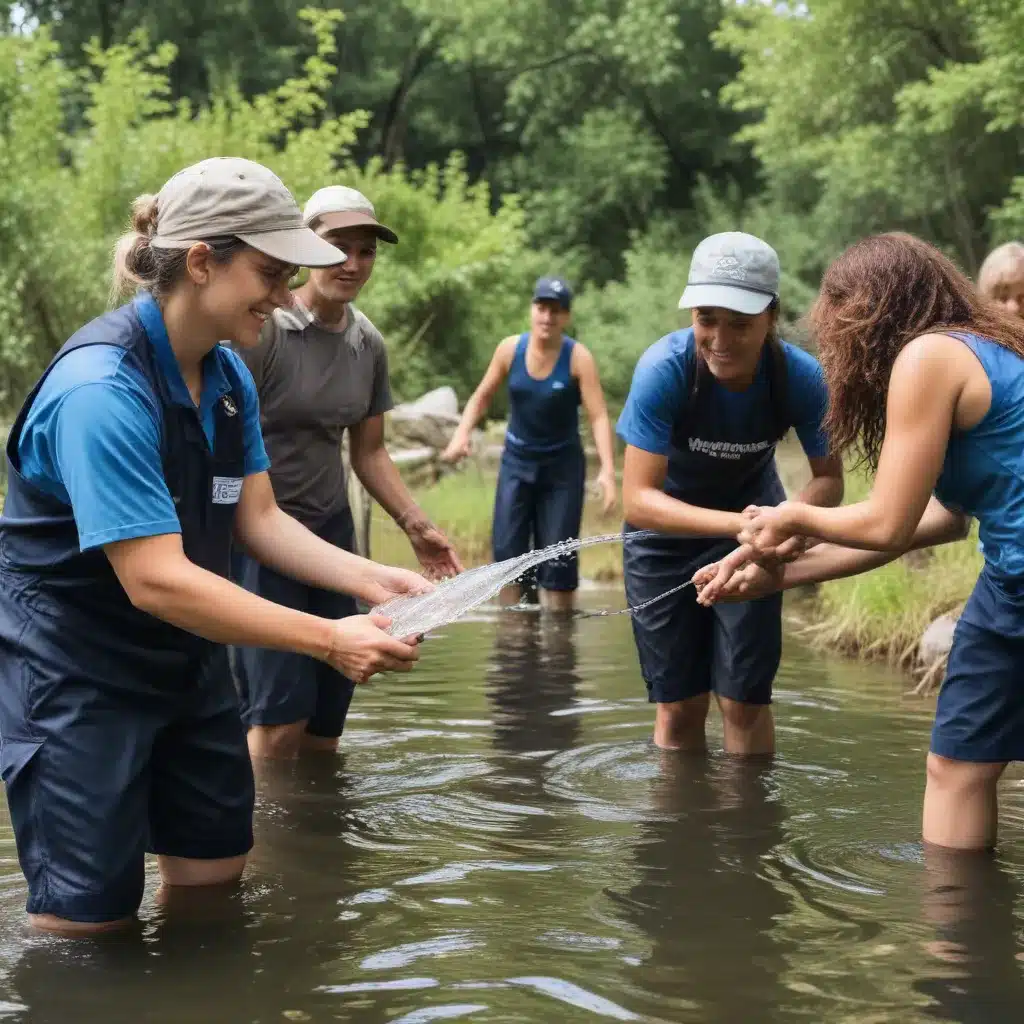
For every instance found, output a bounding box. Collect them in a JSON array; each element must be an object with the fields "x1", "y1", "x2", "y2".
[{"x1": 211, "y1": 476, "x2": 243, "y2": 505}]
